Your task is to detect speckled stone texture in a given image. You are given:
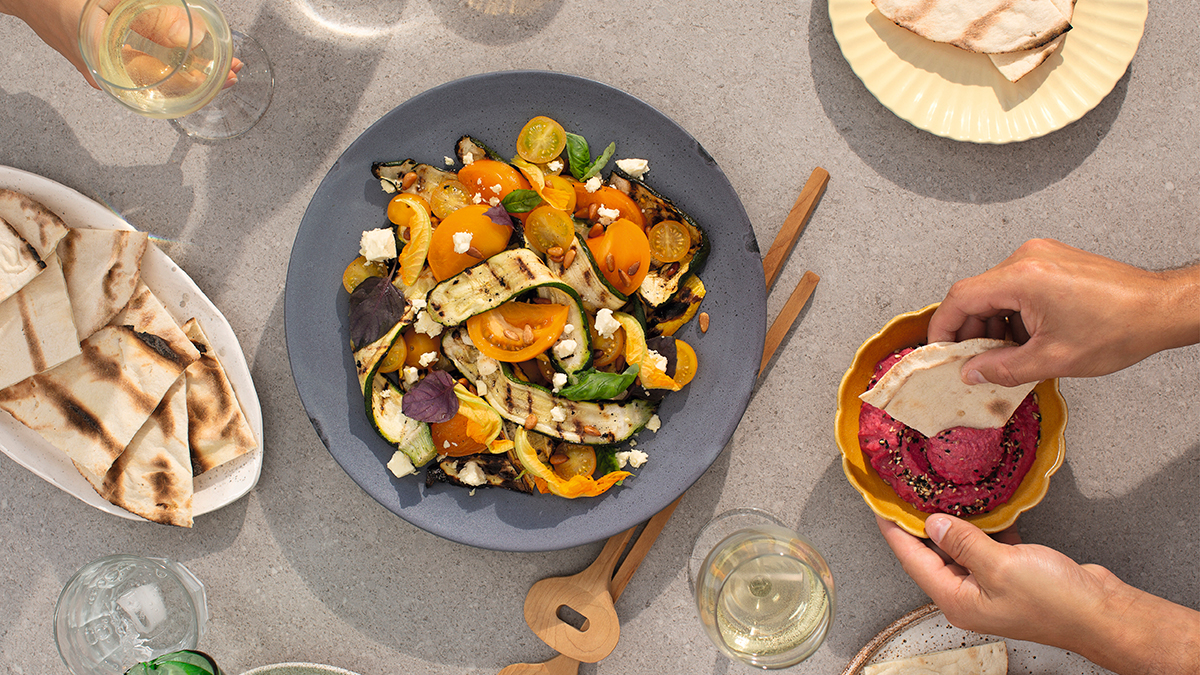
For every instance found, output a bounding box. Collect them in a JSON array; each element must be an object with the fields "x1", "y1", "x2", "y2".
[{"x1": 0, "y1": 1, "x2": 1196, "y2": 673}]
